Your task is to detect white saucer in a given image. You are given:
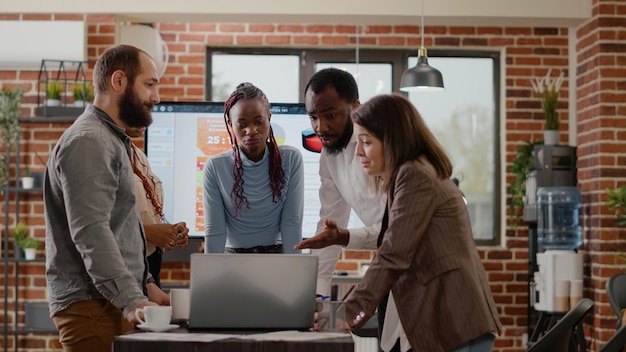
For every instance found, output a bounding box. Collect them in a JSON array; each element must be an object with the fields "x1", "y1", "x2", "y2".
[{"x1": 137, "y1": 323, "x2": 179, "y2": 332}]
